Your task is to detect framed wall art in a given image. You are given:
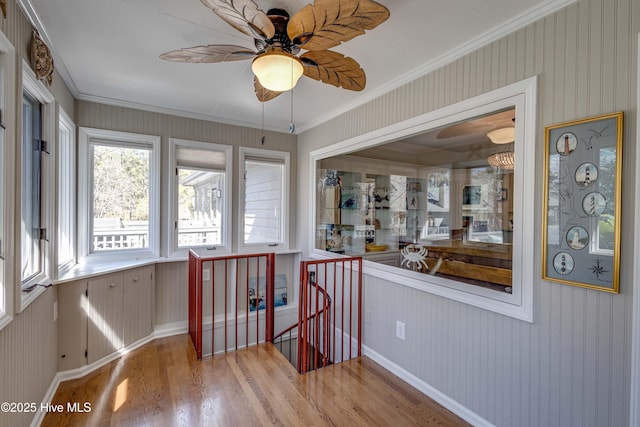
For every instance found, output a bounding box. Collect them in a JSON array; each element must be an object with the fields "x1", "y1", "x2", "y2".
[{"x1": 542, "y1": 112, "x2": 623, "y2": 292}]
